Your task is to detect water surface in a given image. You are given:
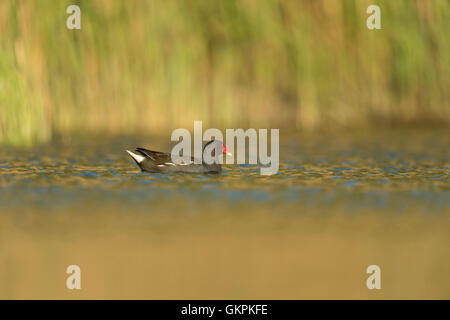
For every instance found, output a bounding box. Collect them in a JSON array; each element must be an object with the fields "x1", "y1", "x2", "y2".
[
  {"x1": 0, "y1": 130, "x2": 449, "y2": 299},
  {"x1": 1, "y1": 130, "x2": 448, "y2": 213}
]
